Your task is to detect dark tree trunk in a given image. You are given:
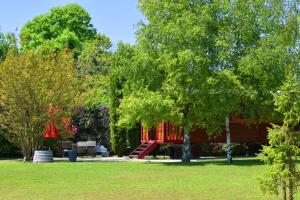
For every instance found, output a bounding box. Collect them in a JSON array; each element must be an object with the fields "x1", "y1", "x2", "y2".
[
  {"x1": 182, "y1": 125, "x2": 191, "y2": 164},
  {"x1": 287, "y1": 130, "x2": 295, "y2": 200},
  {"x1": 282, "y1": 180, "x2": 287, "y2": 200},
  {"x1": 225, "y1": 115, "x2": 232, "y2": 163},
  {"x1": 22, "y1": 144, "x2": 33, "y2": 162},
  {"x1": 288, "y1": 154, "x2": 294, "y2": 200},
  {"x1": 181, "y1": 104, "x2": 191, "y2": 164}
]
